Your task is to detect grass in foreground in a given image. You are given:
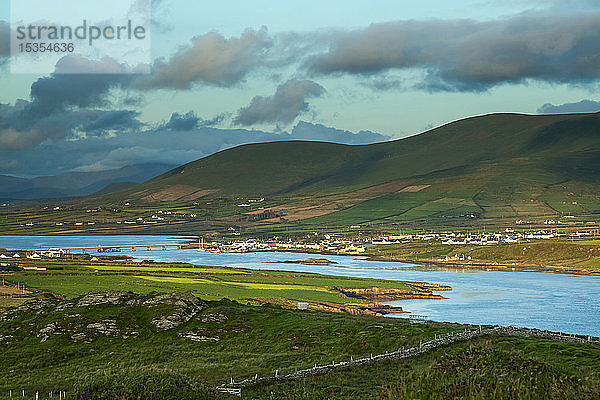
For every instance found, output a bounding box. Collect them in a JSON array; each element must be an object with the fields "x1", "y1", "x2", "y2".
[
  {"x1": 246, "y1": 336, "x2": 600, "y2": 399},
  {"x1": 0, "y1": 296, "x2": 598, "y2": 400},
  {"x1": 0, "y1": 296, "x2": 461, "y2": 397}
]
